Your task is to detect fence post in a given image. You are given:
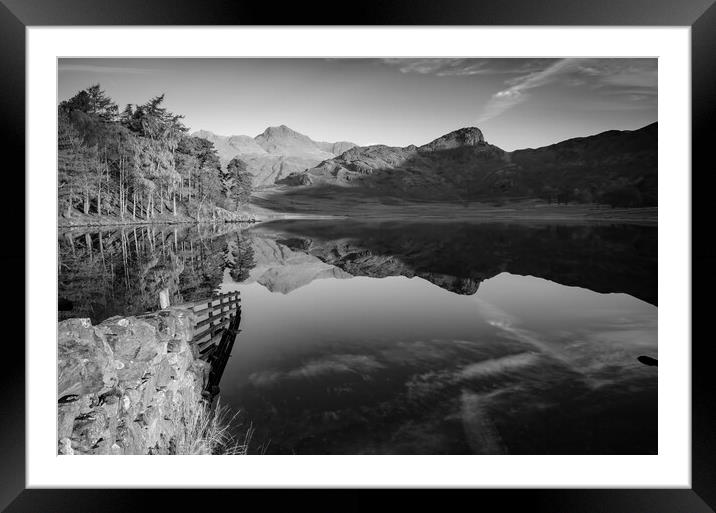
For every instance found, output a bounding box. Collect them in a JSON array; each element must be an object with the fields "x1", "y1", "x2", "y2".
[{"x1": 159, "y1": 288, "x2": 170, "y2": 309}]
